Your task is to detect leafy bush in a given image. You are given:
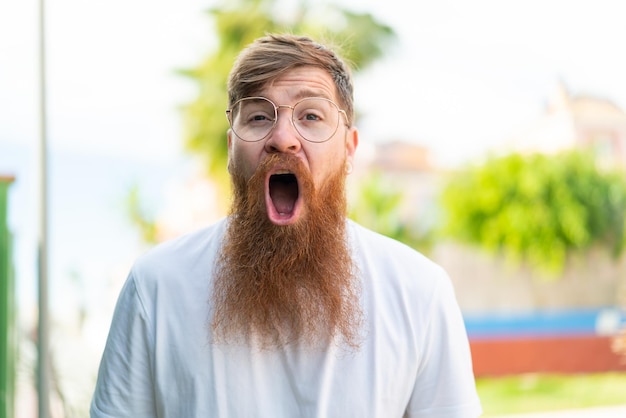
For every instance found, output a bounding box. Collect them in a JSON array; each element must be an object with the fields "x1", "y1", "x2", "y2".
[{"x1": 440, "y1": 151, "x2": 626, "y2": 275}]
